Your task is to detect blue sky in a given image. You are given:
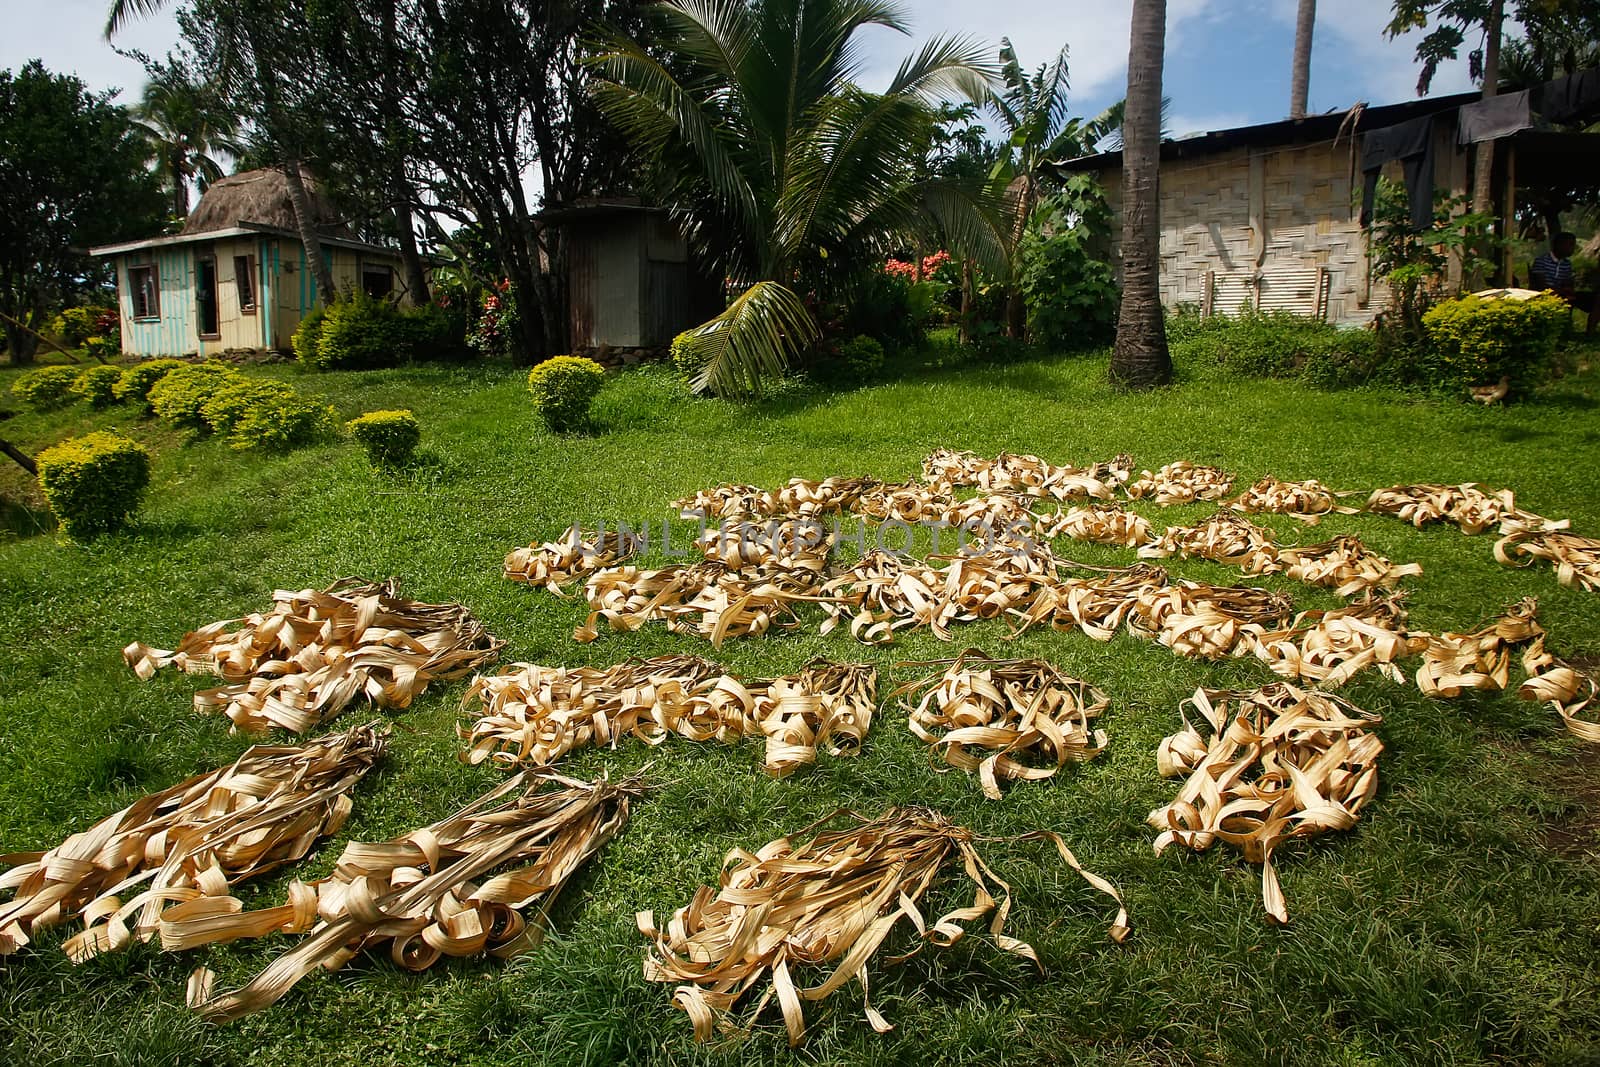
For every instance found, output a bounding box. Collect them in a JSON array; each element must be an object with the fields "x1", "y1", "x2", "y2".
[{"x1": 7, "y1": 0, "x2": 1485, "y2": 142}]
